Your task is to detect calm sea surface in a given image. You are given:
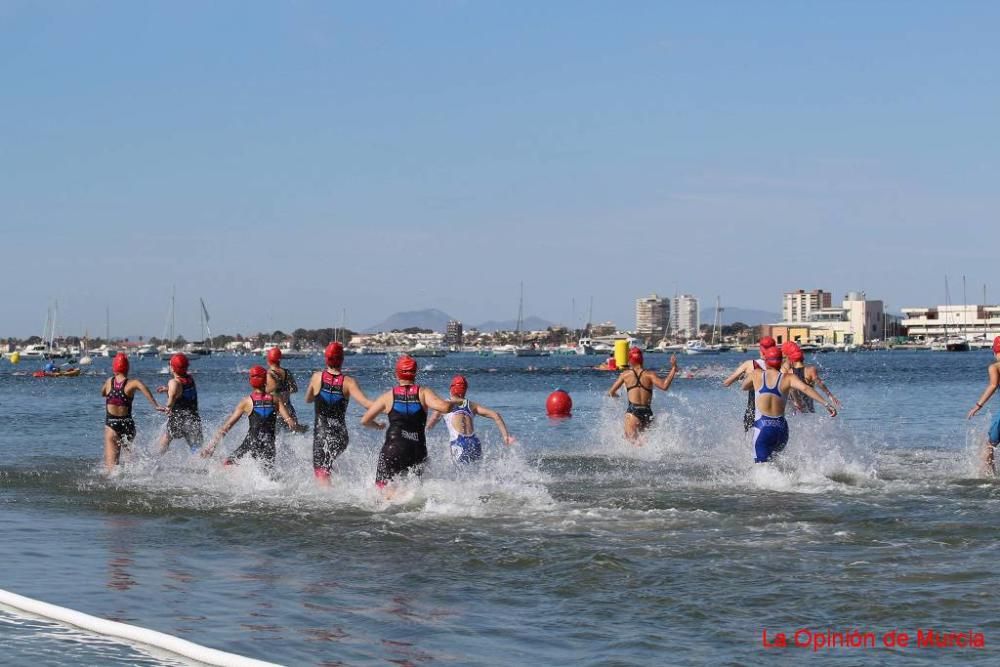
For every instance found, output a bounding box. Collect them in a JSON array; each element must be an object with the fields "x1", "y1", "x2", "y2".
[{"x1": 1, "y1": 351, "x2": 998, "y2": 665}]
